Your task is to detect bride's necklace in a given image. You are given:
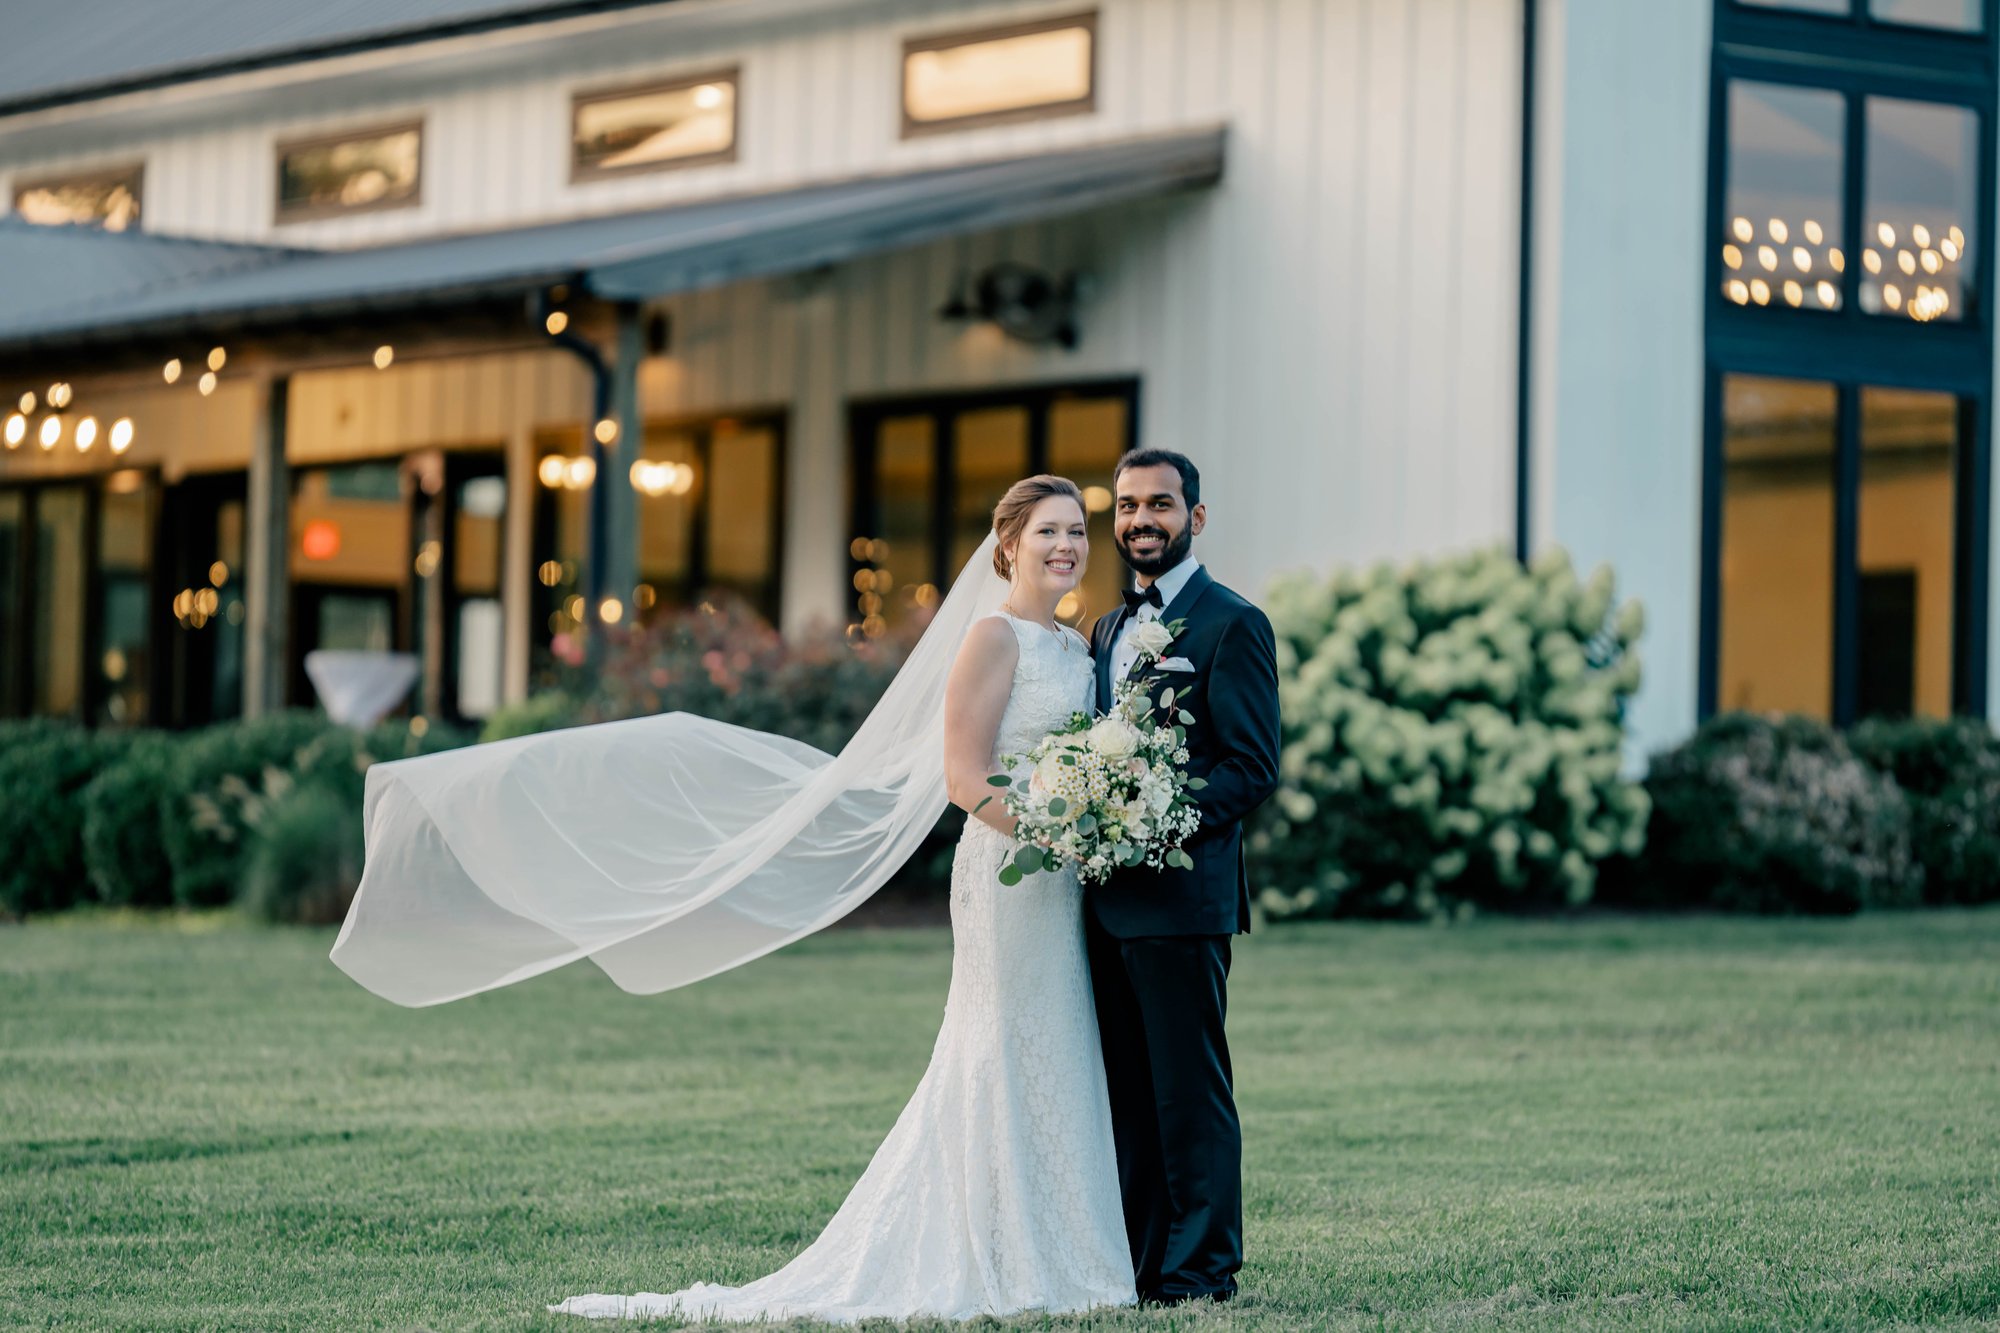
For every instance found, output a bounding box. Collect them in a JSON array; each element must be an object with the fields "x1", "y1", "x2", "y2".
[{"x1": 1001, "y1": 602, "x2": 1073, "y2": 651}]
